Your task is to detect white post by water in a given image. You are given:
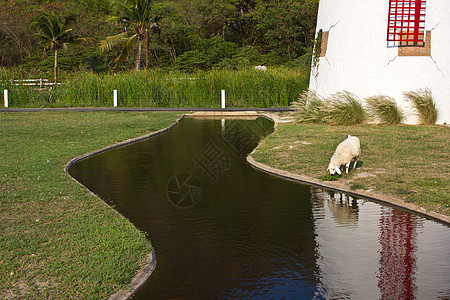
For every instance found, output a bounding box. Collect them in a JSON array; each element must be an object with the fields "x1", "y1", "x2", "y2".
[
  {"x1": 221, "y1": 89, "x2": 225, "y2": 109},
  {"x1": 113, "y1": 89, "x2": 118, "y2": 108},
  {"x1": 4, "y1": 90, "x2": 8, "y2": 108}
]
